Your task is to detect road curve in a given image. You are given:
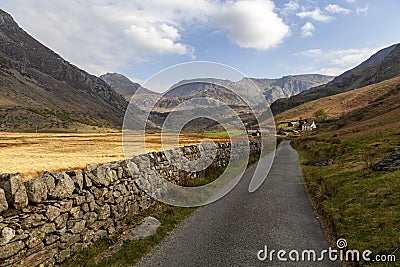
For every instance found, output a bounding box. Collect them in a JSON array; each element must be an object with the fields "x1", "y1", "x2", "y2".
[{"x1": 136, "y1": 141, "x2": 340, "y2": 266}]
